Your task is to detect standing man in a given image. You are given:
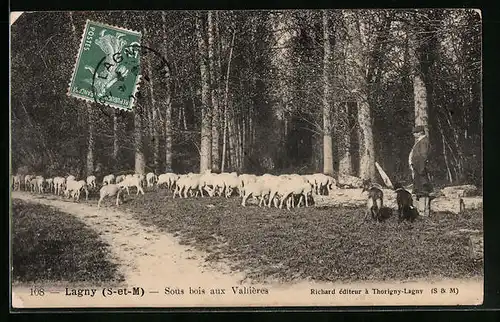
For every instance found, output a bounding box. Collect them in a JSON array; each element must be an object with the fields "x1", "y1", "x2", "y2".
[{"x1": 409, "y1": 125, "x2": 432, "y2": 216}]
